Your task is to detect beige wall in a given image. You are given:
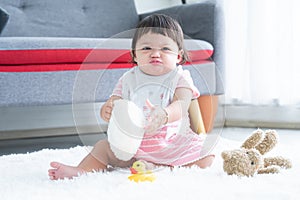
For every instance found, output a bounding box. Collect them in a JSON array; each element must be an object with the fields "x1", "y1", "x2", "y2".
[
  {"x1": 134, "y1": 0, "x2": 181, "y2": 14},
  {"x1": 134, "y1": 0, "x2": 212, "y2": 14}
]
